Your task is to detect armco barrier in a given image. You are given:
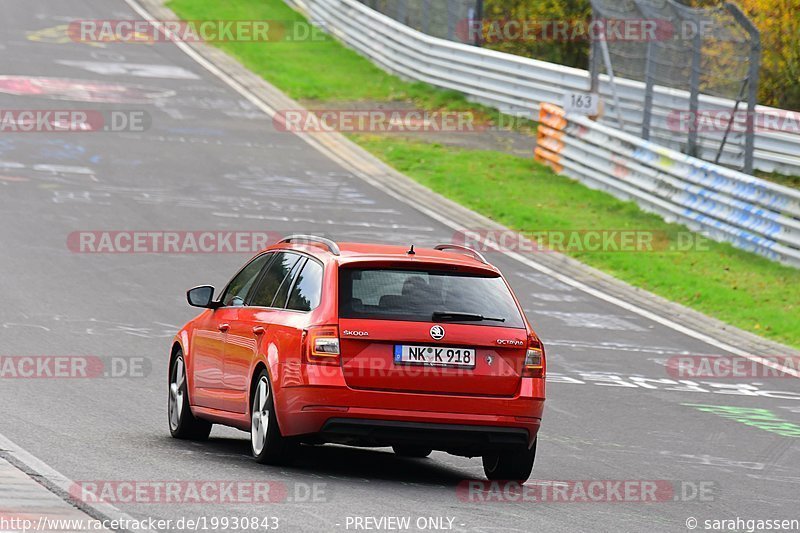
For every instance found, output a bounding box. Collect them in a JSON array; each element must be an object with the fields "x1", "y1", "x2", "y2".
[
  {"x1": 285, "y1": 0, "x2": 800, "y2": 176},
  {"x1": 535, "y1": 104, "x2": 800, "y2": 268}
]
